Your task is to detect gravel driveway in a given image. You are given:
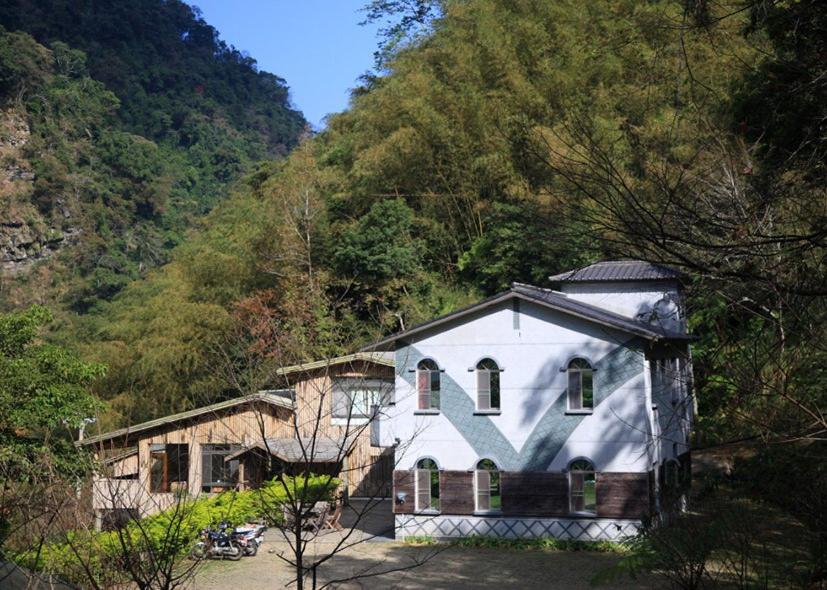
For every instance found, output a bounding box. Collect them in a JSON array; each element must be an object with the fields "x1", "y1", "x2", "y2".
[{"x1": 194, "y1": 501, "x2": 657, "y2": 589}]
